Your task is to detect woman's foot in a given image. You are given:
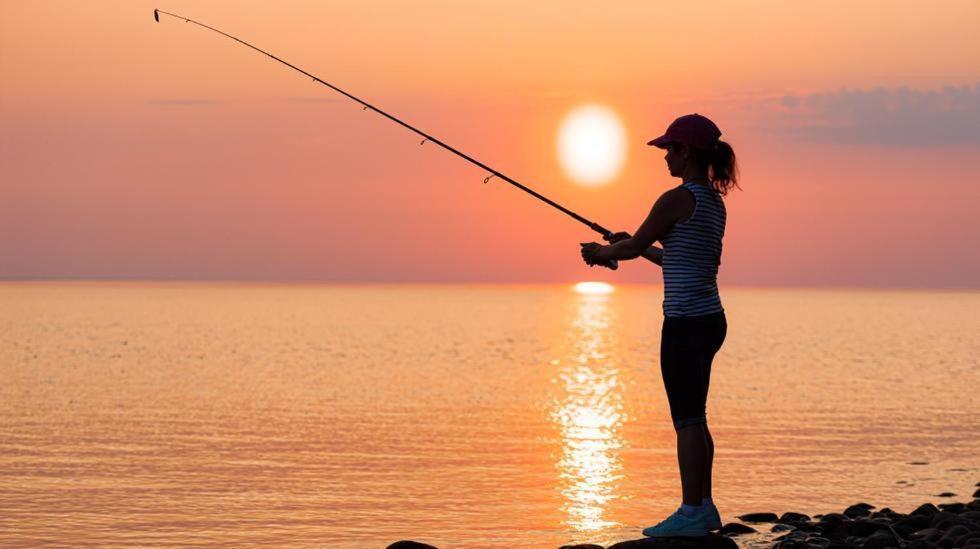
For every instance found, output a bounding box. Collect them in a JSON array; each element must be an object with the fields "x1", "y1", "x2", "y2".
[
  {"x1": 642, "y1": 507, "x2": 712, "y2": 537},
  {"x1": 704, "y1": 502, "x2": 722, "y2": 531}
]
